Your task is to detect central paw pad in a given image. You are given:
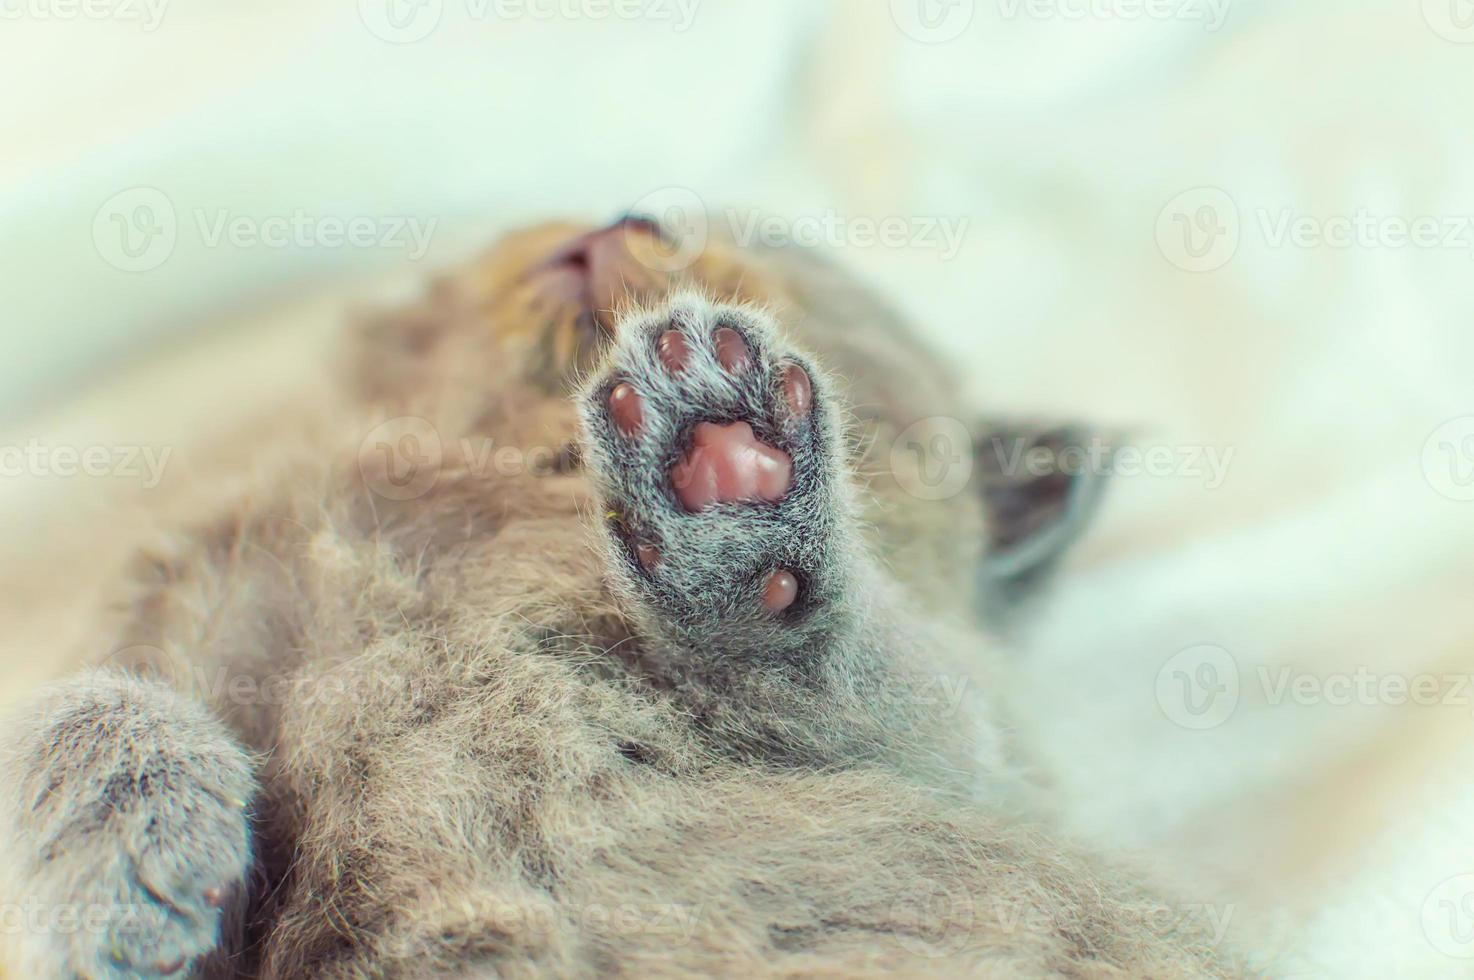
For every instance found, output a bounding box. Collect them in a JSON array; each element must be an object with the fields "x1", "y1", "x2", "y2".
[
  {"x1": 578, "y1": 295, "x2": 849, "y2": 645},
  {"x1": 670, "y1": 421, "x2": 792, "y2": 512}
]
